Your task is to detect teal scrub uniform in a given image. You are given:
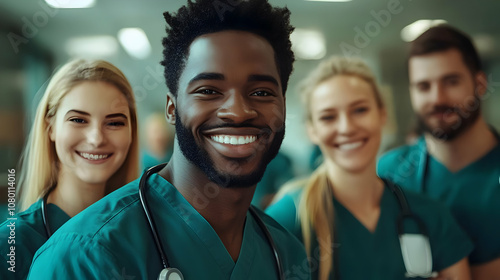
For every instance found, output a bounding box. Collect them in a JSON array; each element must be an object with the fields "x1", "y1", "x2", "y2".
[
  {"x1": 251, "y1": 152, "x2": 294, "y2": 210},
  {"x1": 378, "y1": 137, "x2": 500, "y2": 265},
  {"x1": 28, "y1": 174, "x2": 310, "y2": 280},
  {"x1": 266, "y1": 183, "x2": 473, "y2": 280},
  {"x1": 0, "y1": 199, "x2": 70, "y2": 279}
]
